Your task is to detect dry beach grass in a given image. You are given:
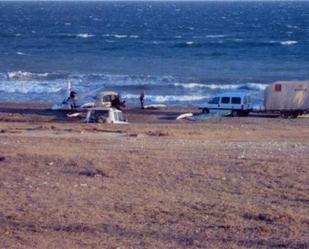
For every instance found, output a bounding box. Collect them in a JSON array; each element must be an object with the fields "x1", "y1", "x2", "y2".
[{"x1": 0, "y1": 104, "x2": 308, "y2": 248}]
